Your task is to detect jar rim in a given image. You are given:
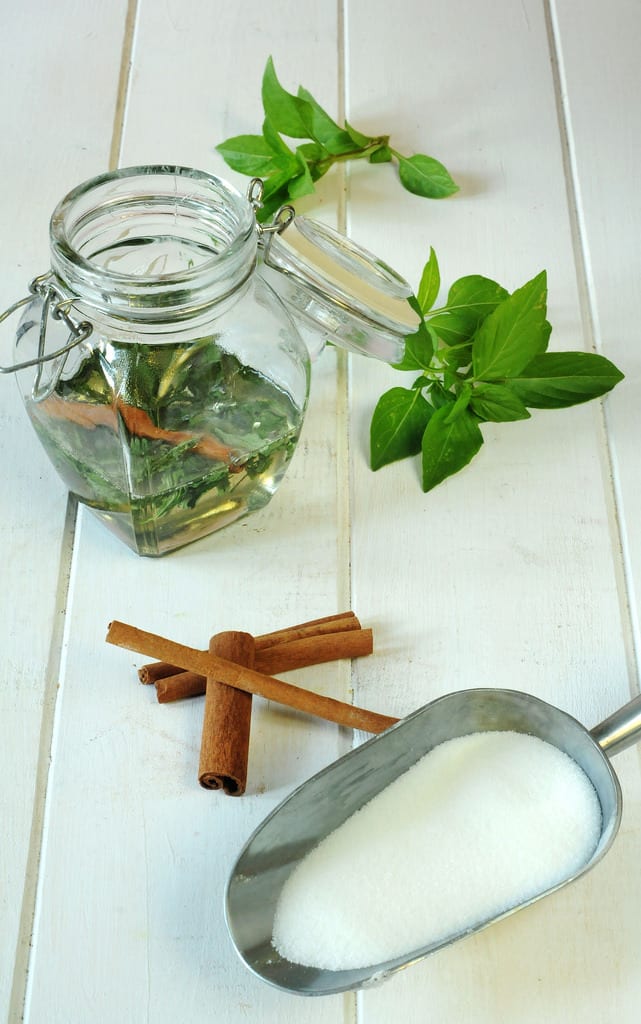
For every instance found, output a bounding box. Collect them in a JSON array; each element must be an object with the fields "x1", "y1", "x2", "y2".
[{"x1": 49, "y1": 165, "x2": 257, "y2": 321}]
